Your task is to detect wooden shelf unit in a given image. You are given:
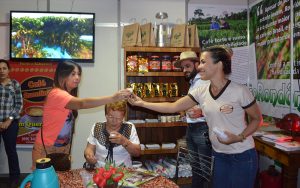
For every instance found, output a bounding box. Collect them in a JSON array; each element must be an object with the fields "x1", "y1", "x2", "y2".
[
  {"x1": 123, "y1": 46, "x2": 199, "y2": 159},
  {"x1": 141, "y1": 147, "x2": 178, "y2": 155},
  {"x1": 124, "y1": 46, "x2": 200, "y2": 53},
  {"x1": 126, "y1": 72, "x2": 184, "y2": 77},
  {"x1": 135, "y1": 122, "x2": 188, "y2": 128},
  {"x1": 143, "y1": 97, "x2": 182, "y2": 102}
]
